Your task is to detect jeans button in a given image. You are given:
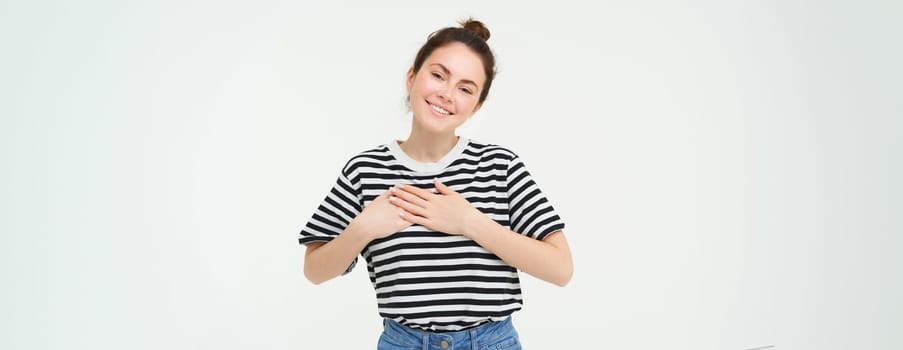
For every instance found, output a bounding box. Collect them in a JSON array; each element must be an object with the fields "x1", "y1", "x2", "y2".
[{"x1": 439, "y1": 340, "x2": 449, "y2": 349}]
